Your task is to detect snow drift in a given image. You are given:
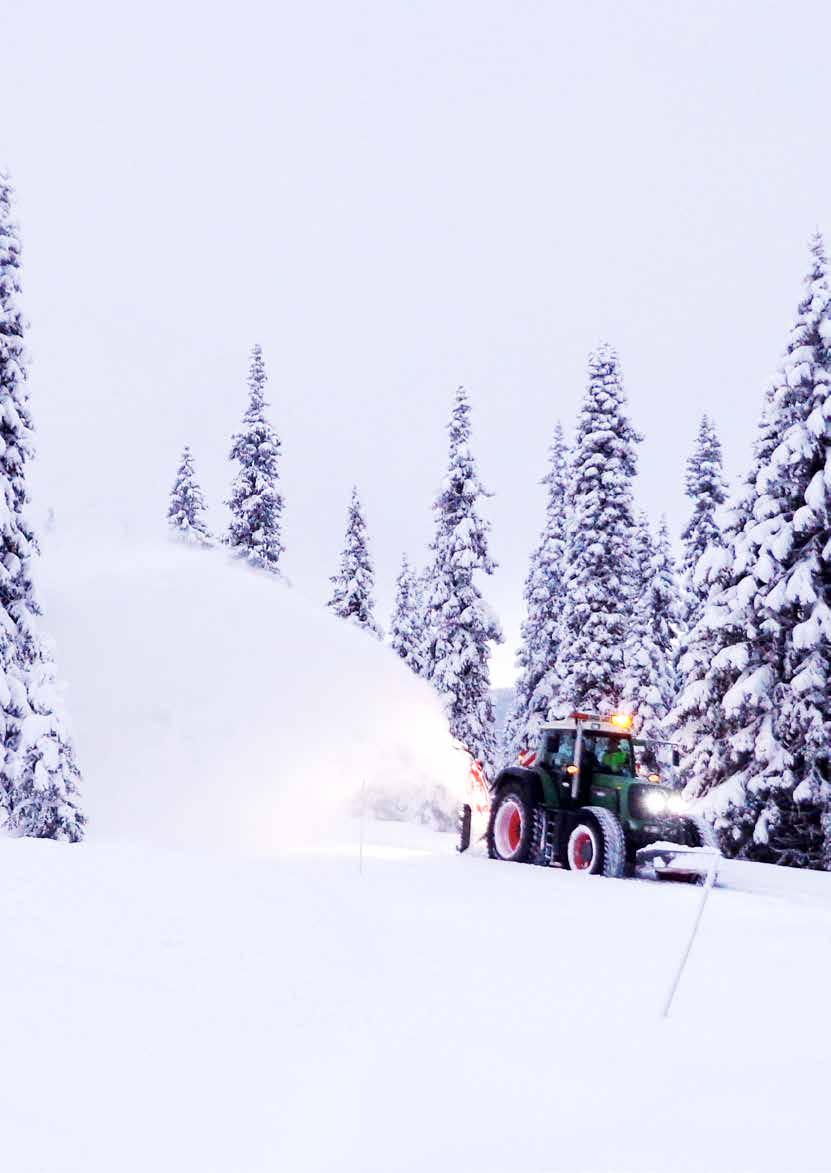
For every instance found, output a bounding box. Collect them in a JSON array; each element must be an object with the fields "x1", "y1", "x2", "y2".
[{"x1": 39, "y1": 538, "x2": 468, "y2": 854}]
